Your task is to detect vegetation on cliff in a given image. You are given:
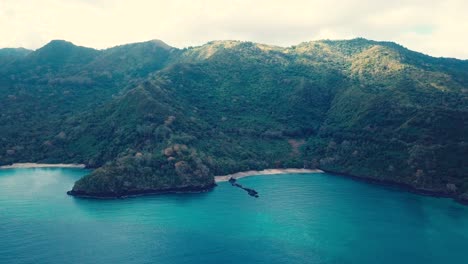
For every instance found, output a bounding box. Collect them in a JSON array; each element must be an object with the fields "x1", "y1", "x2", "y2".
[{"x1": 0, "y1": 38, "x2": 466, "y2": 199}]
